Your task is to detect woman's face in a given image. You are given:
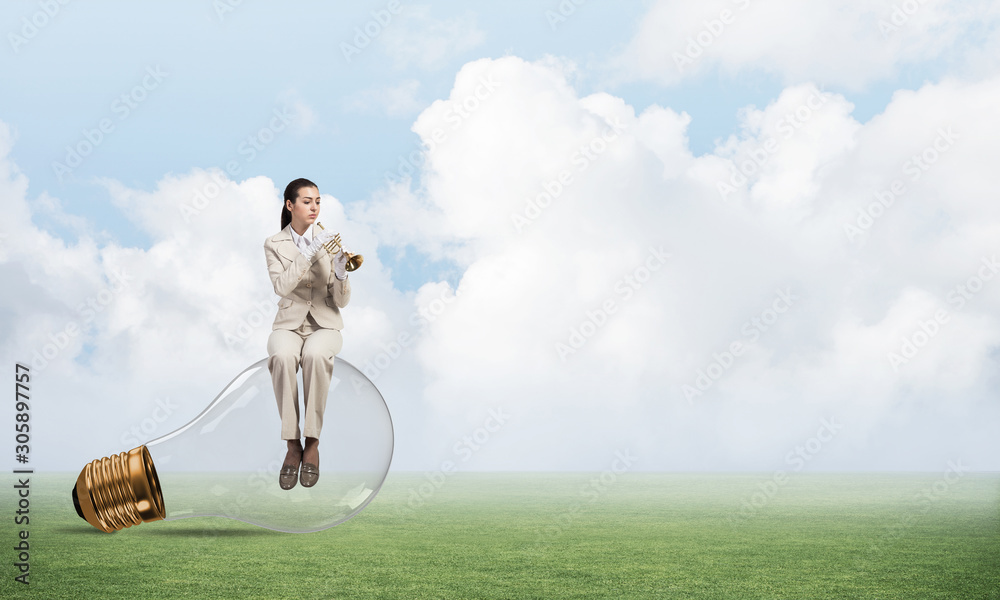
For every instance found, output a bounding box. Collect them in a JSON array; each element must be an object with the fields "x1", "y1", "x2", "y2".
[{"x1": 286, "y1": 186, "x2": 320, "y2": 227}]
